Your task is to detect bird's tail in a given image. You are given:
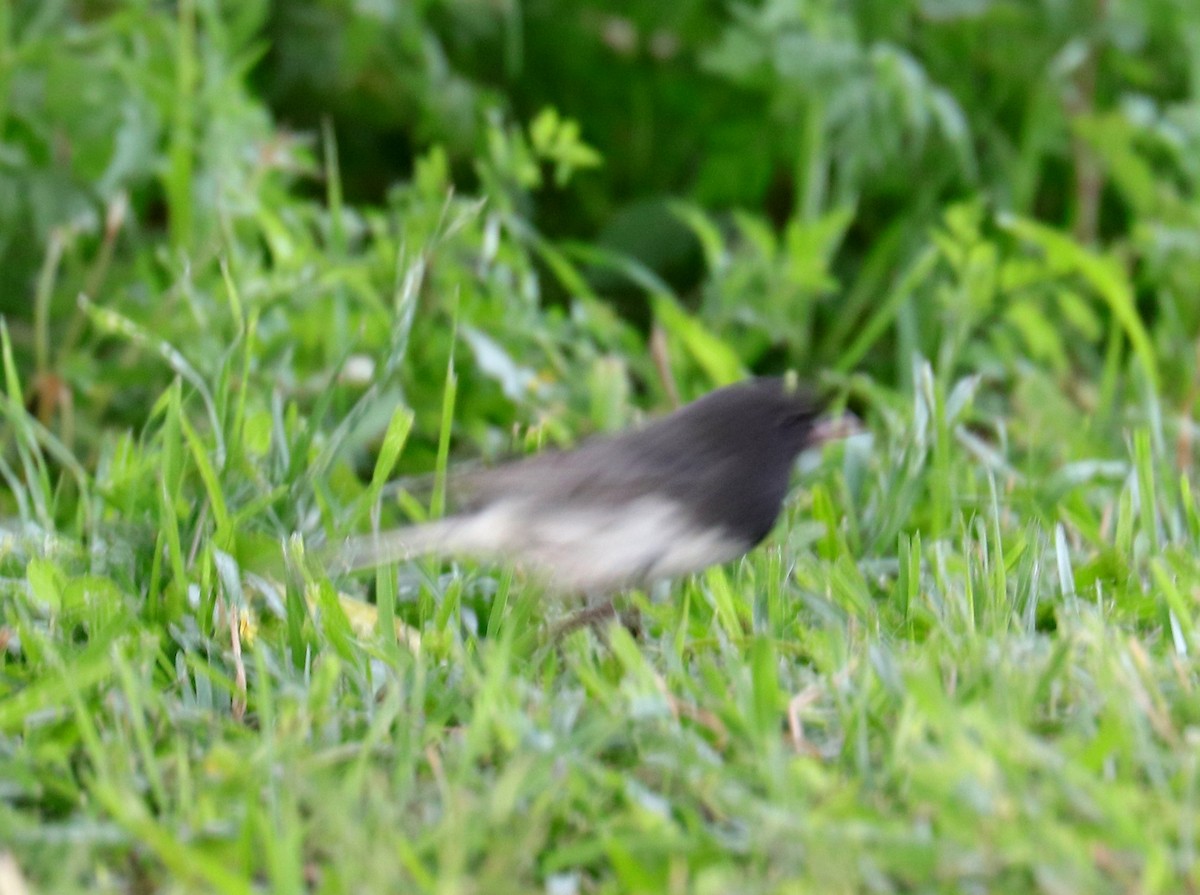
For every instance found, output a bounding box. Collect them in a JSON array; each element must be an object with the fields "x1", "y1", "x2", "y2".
[{"x1": 328, "y1": 519, "x2": 462, "y2": 574}]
